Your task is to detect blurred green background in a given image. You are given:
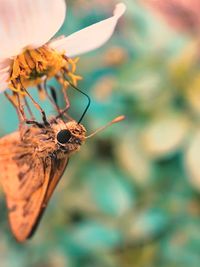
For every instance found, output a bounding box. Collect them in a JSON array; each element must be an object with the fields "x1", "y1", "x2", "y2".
[{"x1": 1, "y1": 0, "x2": 200, "y2": 266}]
